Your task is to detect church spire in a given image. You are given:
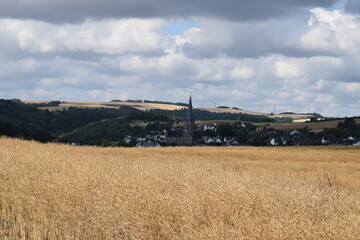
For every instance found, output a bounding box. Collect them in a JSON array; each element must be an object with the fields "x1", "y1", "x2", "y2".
[
  {"x1": 184, "y1": 94, "x2": 195, "y2": 135},
  {"x1": 186, "y1": 94, "x2": 193, "y2": 121}
]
